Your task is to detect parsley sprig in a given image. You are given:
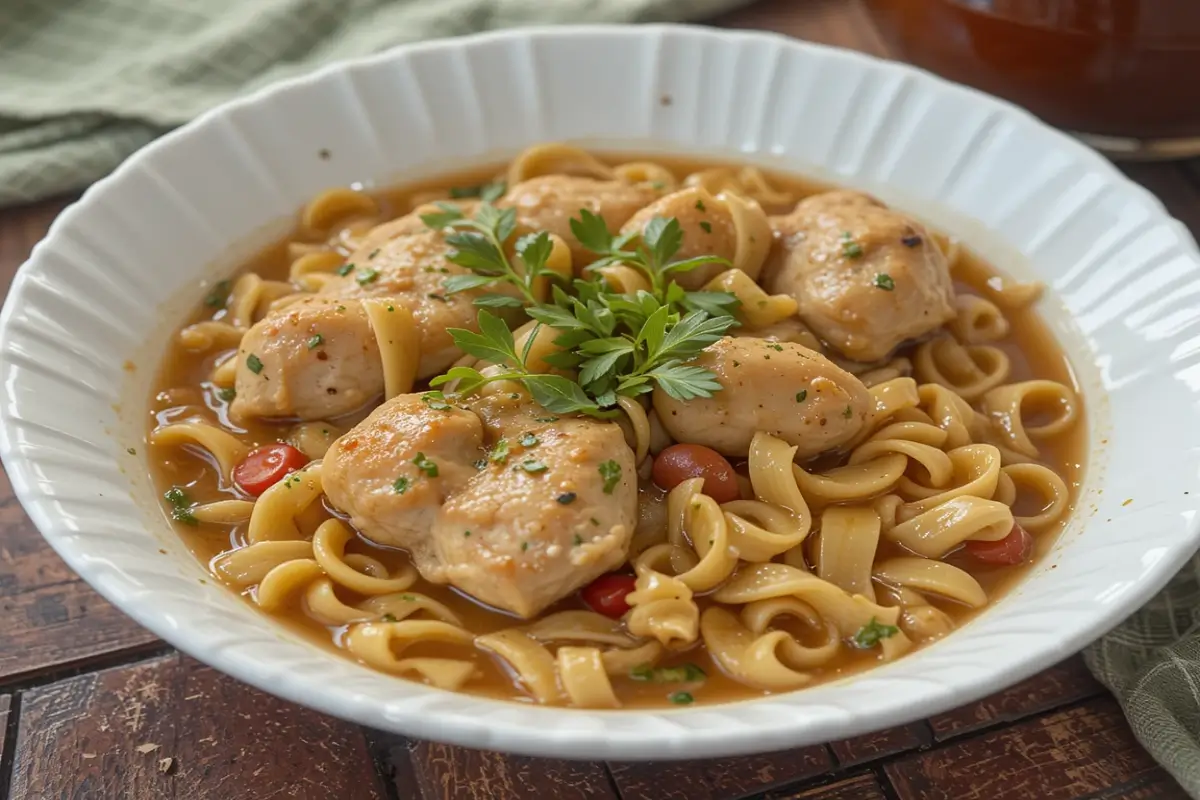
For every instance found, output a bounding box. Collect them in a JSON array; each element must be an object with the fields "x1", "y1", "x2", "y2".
[
  {"x1": 431, "y1": 311, "x2": 601, "y2": 414},
  {"x1": 527, "y1": 297, "x2": 734, "y2": 403},
  {"x1": 570, "y1": 209, "x2": 739, "y2": 316},
  {"x1": 852, "y1": 617, "x2": 899, "y2": 649},
  {"x1": 423, "y1": 201, "x2": 741, "y2": 415},
  {"x1": 419, "y1": 202, "x2": 558, "y2": 309}
]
